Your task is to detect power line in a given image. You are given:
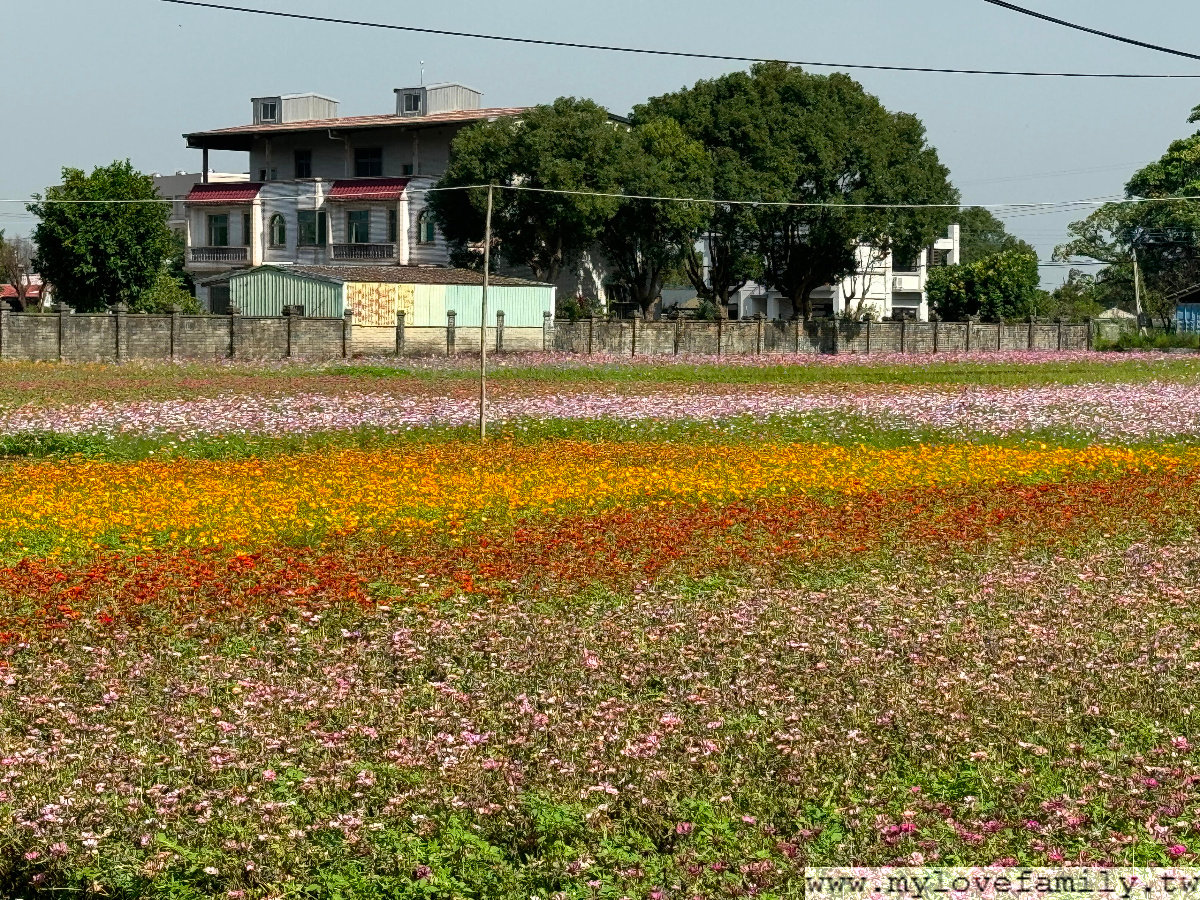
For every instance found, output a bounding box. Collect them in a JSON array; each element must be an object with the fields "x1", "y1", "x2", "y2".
[
  {"x1": 156, "y1": 0, "x2": 1200, "y2": 79},
  {"x1": 980, "y1": 0, "x2": 1200, "y2": 63},
  {"x1": 5, "y1": 185, "x2": 1200, "y2": 212}
]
